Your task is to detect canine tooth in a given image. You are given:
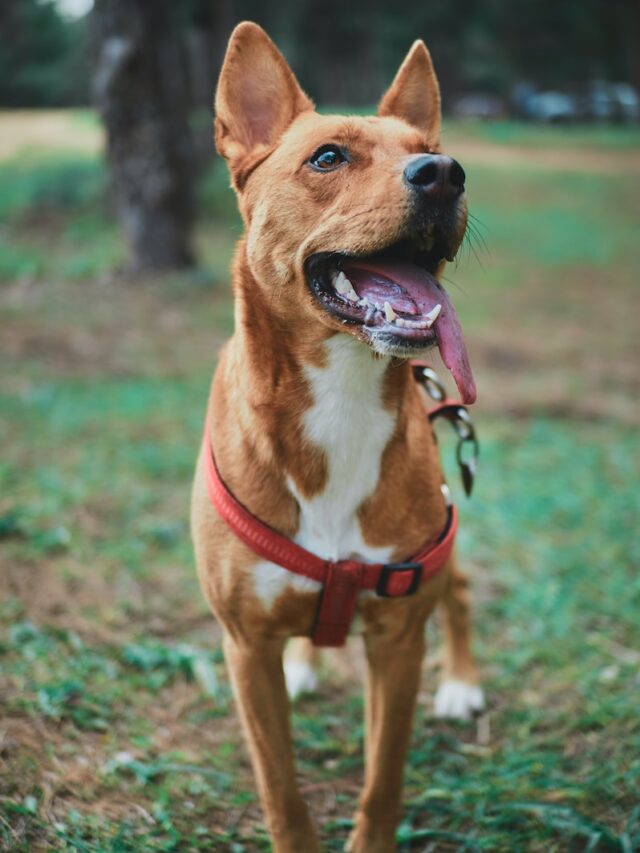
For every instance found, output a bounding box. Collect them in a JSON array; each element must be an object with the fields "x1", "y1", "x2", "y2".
[
  {"x1": 383, "y1": 301, "x2": 397, "y2": 322},
  {"x1": 333, "y1": 271, "x2": 358, "y2": 302},
  {"x1": 424, "y1": 303, "x2": 442, "y2": 327},
  {"x1": 333, "y1": 271, "x2": 348, "y2": 293}
]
